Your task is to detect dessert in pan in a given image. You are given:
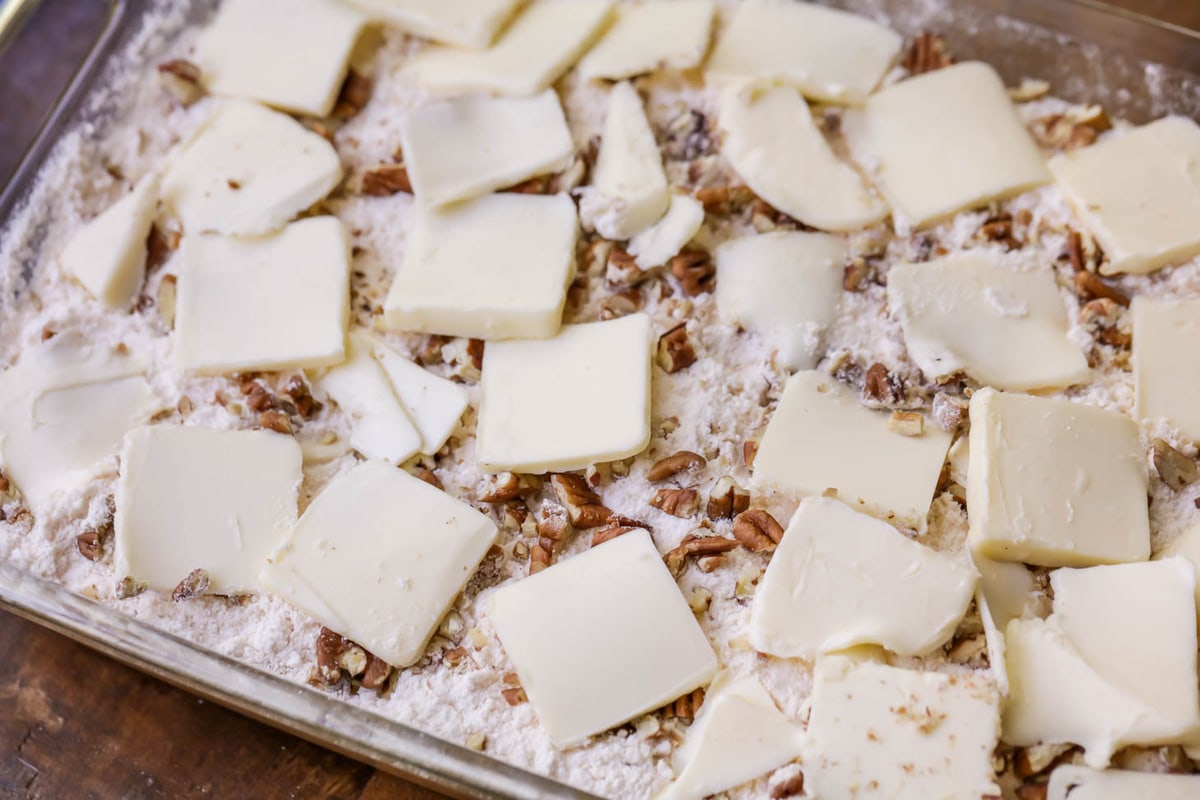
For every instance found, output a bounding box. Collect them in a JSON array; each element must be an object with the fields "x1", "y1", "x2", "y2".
[{"x1": 3, "y1": 0, "x2": 1200, "y2": 796}]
